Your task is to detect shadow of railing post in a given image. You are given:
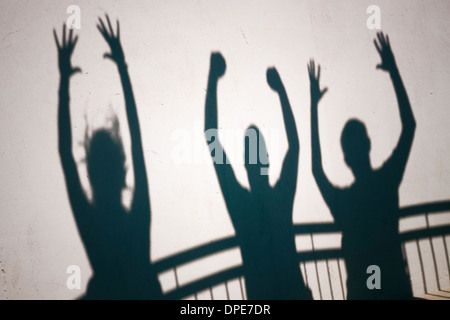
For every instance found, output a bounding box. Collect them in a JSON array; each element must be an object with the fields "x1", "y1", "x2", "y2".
[{"x1": 399, "y1": 201, "x2": 450, "y2": 296}]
